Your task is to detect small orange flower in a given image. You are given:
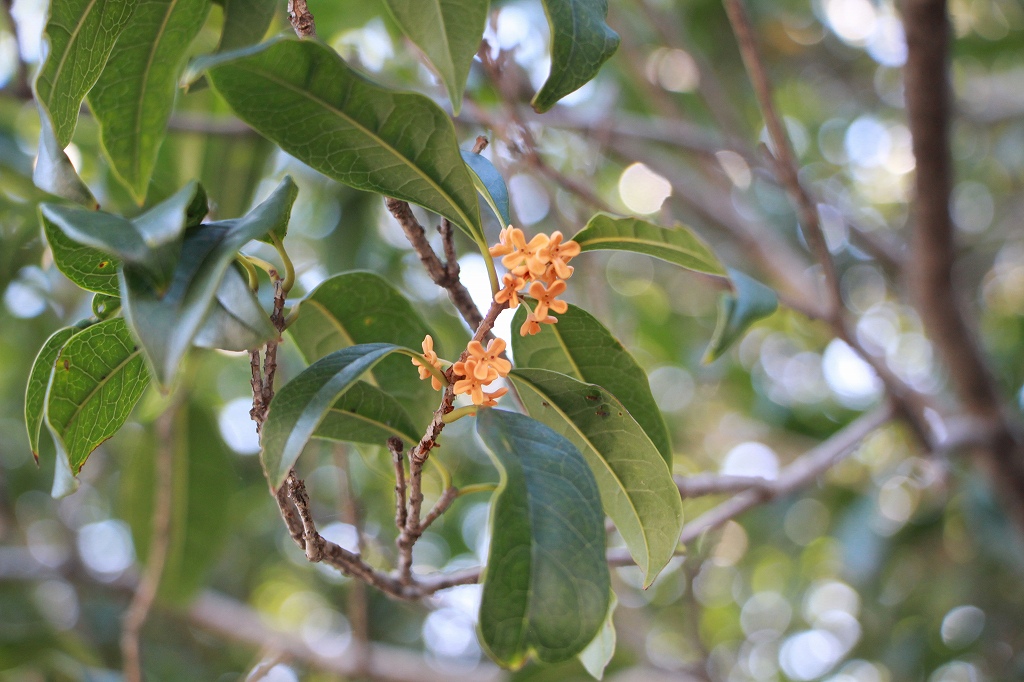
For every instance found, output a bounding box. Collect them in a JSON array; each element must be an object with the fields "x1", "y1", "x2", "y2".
[
  {"x1": 488, "y1": 226, "x2": 518, "y2": 259},
  {"x1": 545, "y1": 231, "x2": 580, "y2": 280},
  {"x1": 527, "y1": 279, "x2": 569, "y2": 319},
  {"x1": 480, "y1": 386, "x2": 508, "y2": 407},
  {"x1": 502, "y1": 230, "x2": 550, "y2": 278},
  {"x1": 411, "y1": 334, "x2": 444, "y2": 390},
  {"x1": 467, "y1": 338, "x2": 512, "y2": 378},
  {"x1": 519, "y1": 311, "x2": 557, "y2": 336},
  {"x1": 495, "y1": 272, "x2": 527, "y2": 308}
]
